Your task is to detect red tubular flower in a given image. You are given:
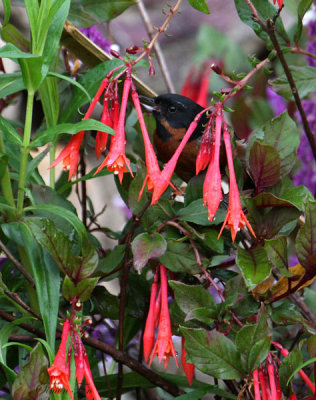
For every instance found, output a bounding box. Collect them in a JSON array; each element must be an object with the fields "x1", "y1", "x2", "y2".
[
  {"x1": 218, "y1": 128, "x2": 256, "y2": 241},
  {"x1": 50, "y1": 131, "x2": 84, "y2": 180},
  {"x1": 143, "y1": 268, "x2": 159, "y2": 362},
  {"x1": 73, "y1": 331, "x2": 85, "y2": 388},
  {"x1": 181, "y1": 63, "x2": 211, "y2": 108},
  {"x1": 259, "y1": 367, "x2": 269, "y2": 400},
  {"x1": 181, "y1": 337, "x2": 195, "y2": 386},
  {"x1": 149, "y1": 265, "x2": 178, "y2": 369},
  {"x1": 253, "y1": 369, "x2": 261, "y2": 400},
  {"x1": 47, "y1": 319, "x2": 74, "y2": 399},
  {"x1": 267, "y1": 357, "x2": 278, "y2": 400},
  {"x1": 95, "y1": 96, "x2": 112, "y2": 159},
  {"x1": 51, "y1": 77, "x2": 110, "y2": 179},
  {"x1": 131, "y1": 88, "x2": 161, "y2": 200},
  {"x1": 94, "y1": 77, "x2": 133, "y2": 183},
  {"x1": 196, "y1": 128, "x2": 212, "y2": 175},
  {"x1": 83, "y1": 351, "x2": 102, "y2": 400},
  {"x1": 273, "y1": 0, "x2": 283, "y2": 7},
  {"x1": 203, "y1": 112, "x2": 223, "y2": 221}
]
